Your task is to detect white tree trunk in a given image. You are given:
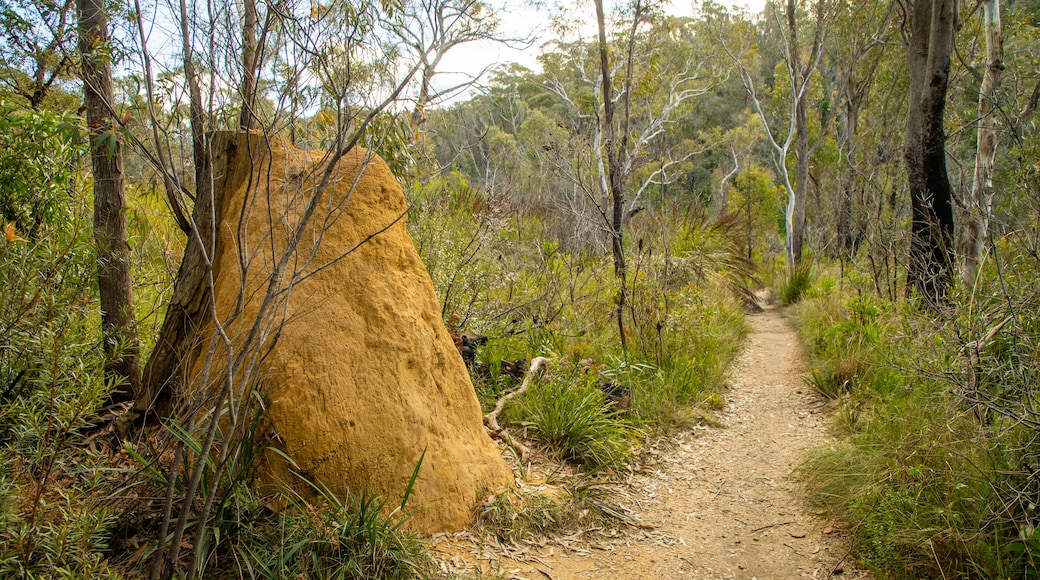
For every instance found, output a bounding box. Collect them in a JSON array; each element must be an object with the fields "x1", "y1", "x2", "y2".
[{"x1": 960, "y1": 0, "x2": 1003, "y2": 286}]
